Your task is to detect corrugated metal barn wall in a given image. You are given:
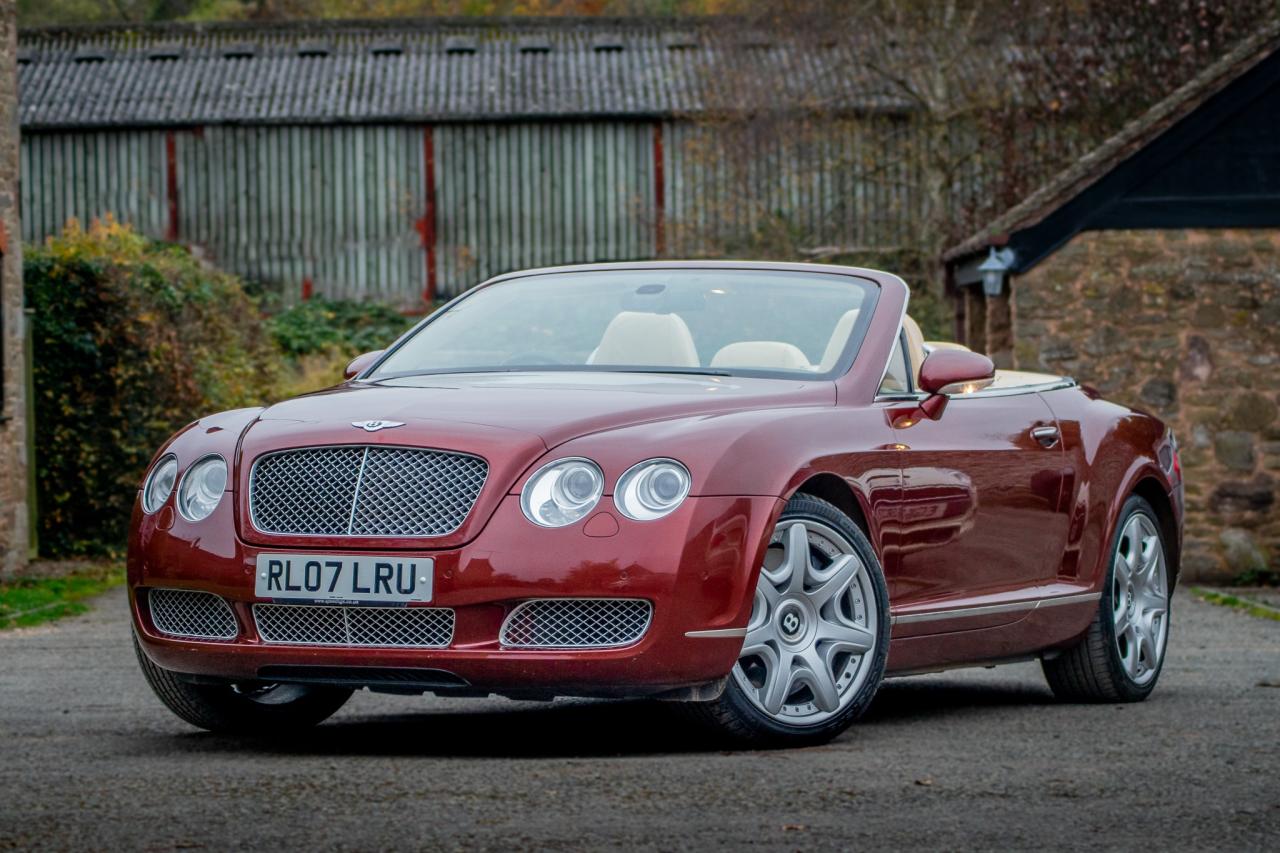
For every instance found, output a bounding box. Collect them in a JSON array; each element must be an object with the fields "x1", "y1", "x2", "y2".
[
  {"x1": 20, "y1": 118, "x2": 932, "y2": 307},
  {"x1": 22, "y1": 126, "x2": 431, "y2": 304},
  {"x1": 436, "y1": 122, "x2": 657, "y2": 292}
]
